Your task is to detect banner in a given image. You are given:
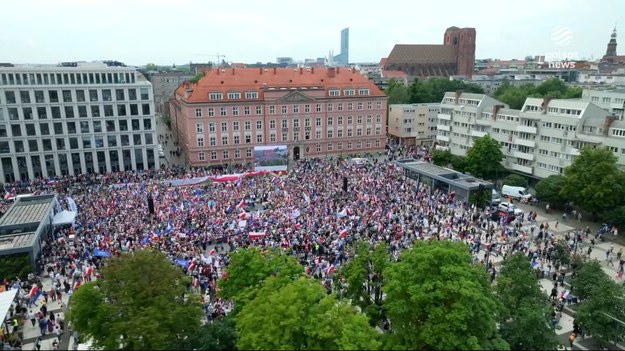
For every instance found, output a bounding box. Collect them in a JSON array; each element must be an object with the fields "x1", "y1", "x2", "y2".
[
  {"x1": 67, "y1": 197, "x2": 78, "y2": 212},
  {"x1": 254, "y1": 145, "x2": 288, "y2": 172}
]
